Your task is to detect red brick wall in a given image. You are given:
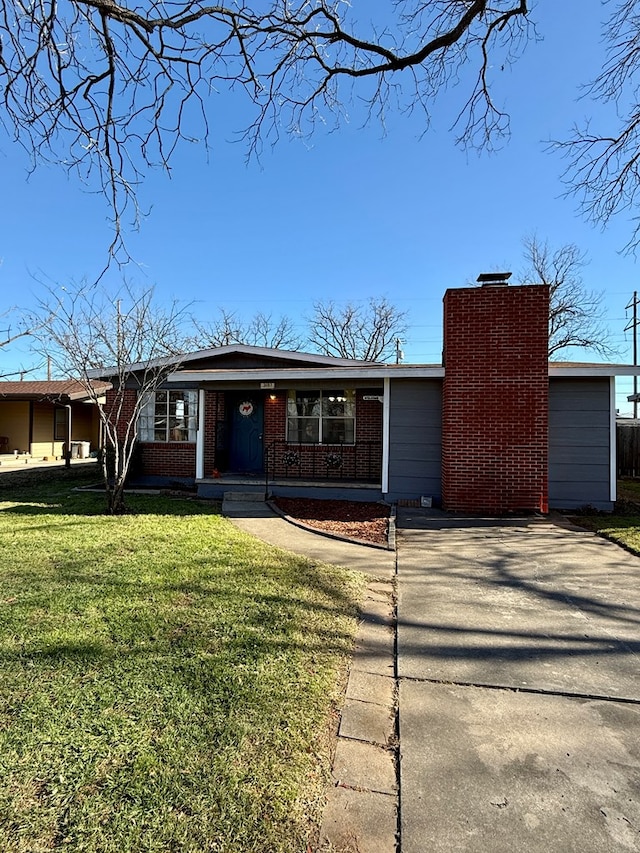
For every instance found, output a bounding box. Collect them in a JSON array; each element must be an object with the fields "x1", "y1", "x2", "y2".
[
  {"x1": 355, "y1": 392, "x2": 383, "y2": 479},
  {"x1": 442, "y1": 284, "x2": 549, "y2": 514},
  {"x1": 139, "y1": 443, "x2": 196, "y2": 478},
  {"x1": 105, "y1": 387, "x2": 137, "y2": 443},
  {"x1": 356, "y1": 392, "x2": 383, "y2": 443},
  {"x1": 264, "y1": 392, "x2": 286, "y2": 445},
  {"x1": 204, "y1": 390, "x2": 225, "y2": 477}
]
